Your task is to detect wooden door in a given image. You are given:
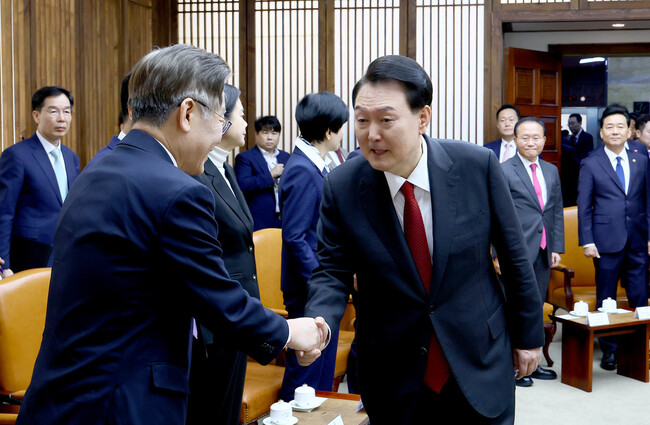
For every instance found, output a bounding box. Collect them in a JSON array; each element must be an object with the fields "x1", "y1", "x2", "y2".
[{"x1": 504, "y1": 47, "x2": 562, "y2": 169}]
